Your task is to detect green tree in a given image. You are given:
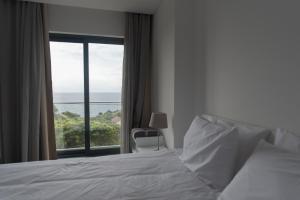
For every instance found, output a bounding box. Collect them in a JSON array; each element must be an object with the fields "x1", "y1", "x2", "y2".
[
  {"x1": 54, "y1": 109, "x2": 121, "y2": 149},
  {"x1": 62, "y1": 111, "x2": 80, "y2": 118}
]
